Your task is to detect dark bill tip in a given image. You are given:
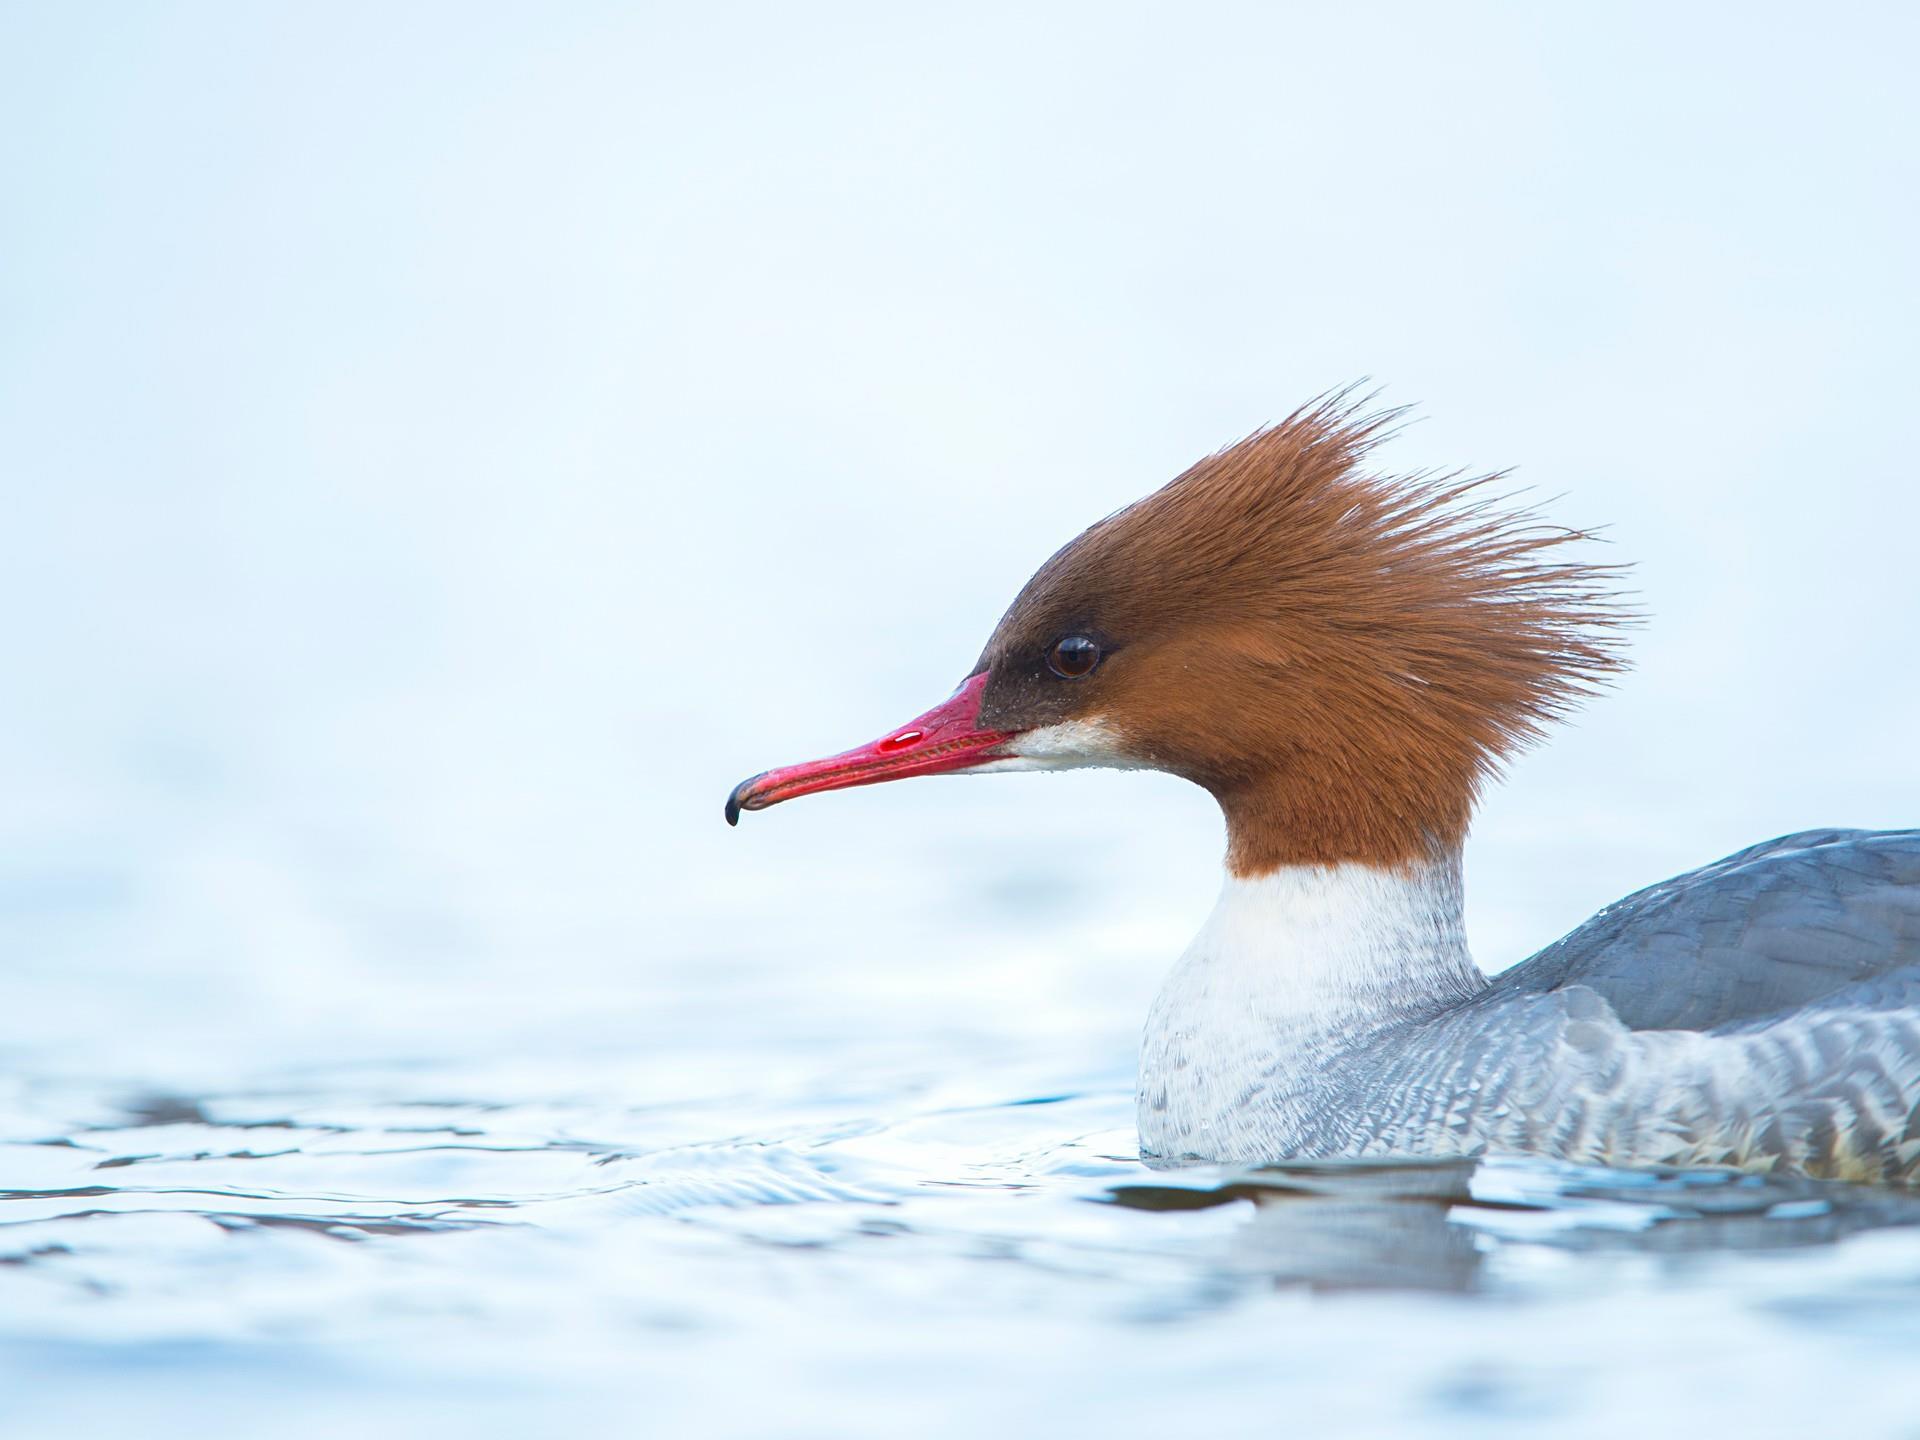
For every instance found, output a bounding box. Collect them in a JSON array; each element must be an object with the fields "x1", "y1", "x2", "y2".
[{"x1": 724, "y1": 773, "x2": 764, "y2": 827}]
